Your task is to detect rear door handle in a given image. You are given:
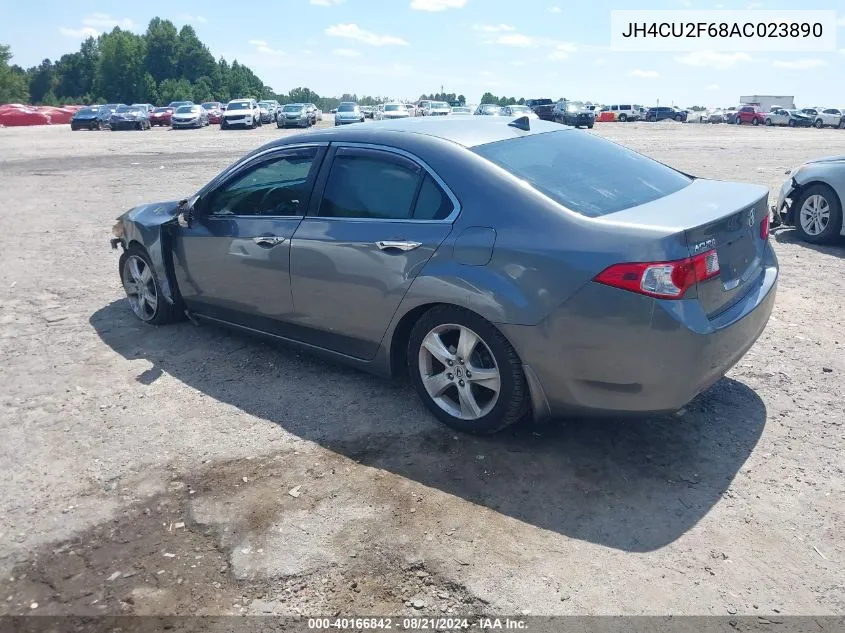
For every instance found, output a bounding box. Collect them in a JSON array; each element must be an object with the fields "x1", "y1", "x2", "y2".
[
  {"x1": 376, "y1": 240, "x2": 422, "y2": 252},
  {"x1": 253, "y1": 236, "x2": 286, "y2": 248}
]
